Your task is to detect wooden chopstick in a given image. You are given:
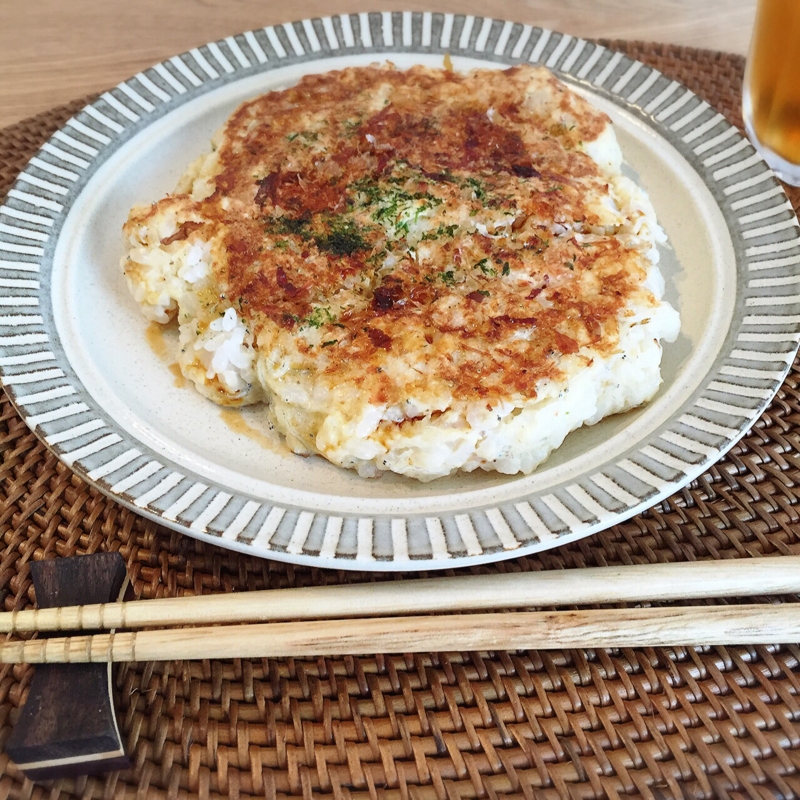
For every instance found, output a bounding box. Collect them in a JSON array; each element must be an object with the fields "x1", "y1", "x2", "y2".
[
  {"x1": 2, "y1": 603, "x2": 798, "y2": 663},
  {"x1": 2, "y1": 557, "x2": 799, "y2": 635}
]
